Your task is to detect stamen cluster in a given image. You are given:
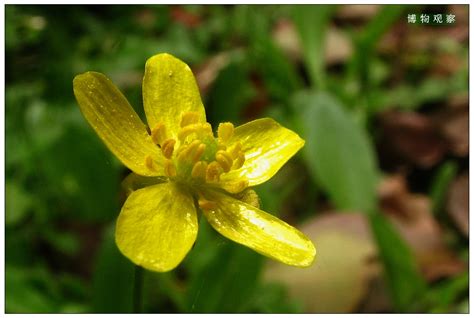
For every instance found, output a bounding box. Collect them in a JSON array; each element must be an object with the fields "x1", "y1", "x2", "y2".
[{"x1": 145, "y1": 111, "x2": 248, "y2": 194}]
